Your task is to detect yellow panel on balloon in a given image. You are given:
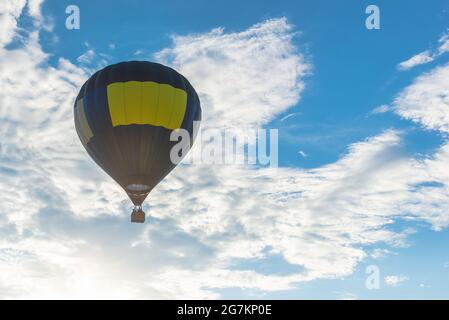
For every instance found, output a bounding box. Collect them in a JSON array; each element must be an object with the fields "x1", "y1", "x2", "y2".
[{"x1": 107, "y1": 81, "x2": 187, "y2": 130}]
